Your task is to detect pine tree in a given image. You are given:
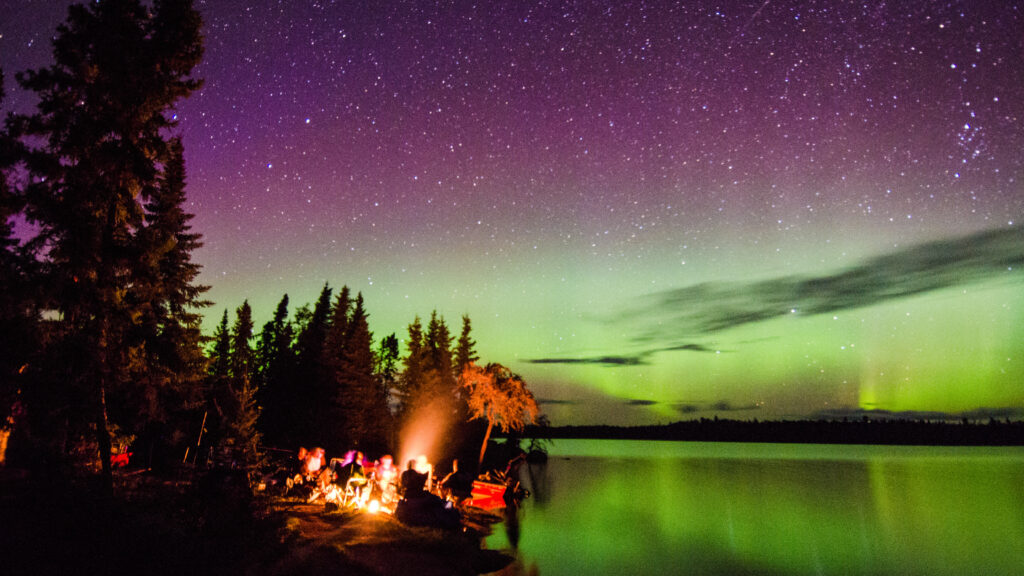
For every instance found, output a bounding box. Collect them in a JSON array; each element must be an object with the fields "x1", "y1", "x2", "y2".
[
  {"x1": 375, "y1": 333, "x2": 400, "y2": 407},
  {"x1": 128, "y1": 137, "x2": 208, "y2": 462},
  {"x1": 209, "y1": 310, "x2": 231, "y2": 383},
  {"x1": 220, "y1": 300, "x2": 260, "y2": 470},
  {"x1": 323, "y1": 285, "x2": 352, "y2": 365},
  {"x1": 418, "y1": 311, "x2": 457, "y2": 419},
  {"x1": 452, "y1": 314, "x2": 478, "y2": 421},
  {"x1": 333, "y1": 293, "x2": 389, "y2": 453},
  {"x1": 397, "y1": 316, "x2": 425, "y2": 418},
  {"x1": 293, "y1": 283, "x2": 332, "y2": 444},
  {"x1": 255, "y1": 294, "x2": 296, "y2": 448},
  {"x1": 14, "y1": 0, "x2": 203, "y2": 494},
  {"x1": 229, "y1": 301, "x2": 255, "y2": 387},
  {"x1": 426, "y1": 311, "x2": 454, "y2": 384}
]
